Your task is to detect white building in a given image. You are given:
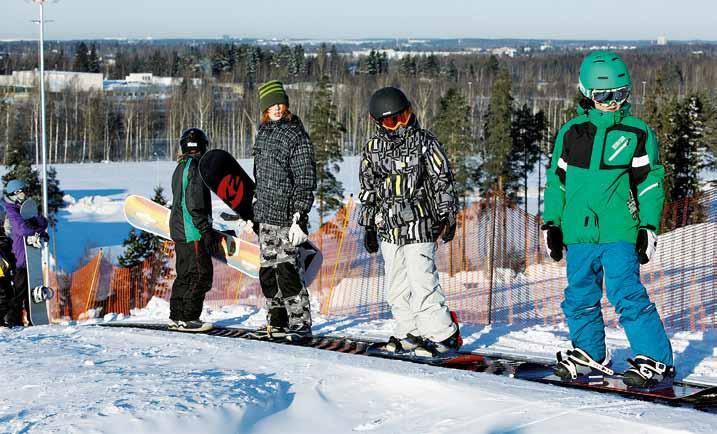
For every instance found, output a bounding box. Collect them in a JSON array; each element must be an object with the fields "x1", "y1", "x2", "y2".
[
  {"x1": 0, "y1": 70, "x2": 103, "y2": 92},
  {"x1": 125, "y1": 73, "x2": 179, "y2": 87},
  {"x1": 657, "y1": 36, "x2": 668, "y2": 46}
]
